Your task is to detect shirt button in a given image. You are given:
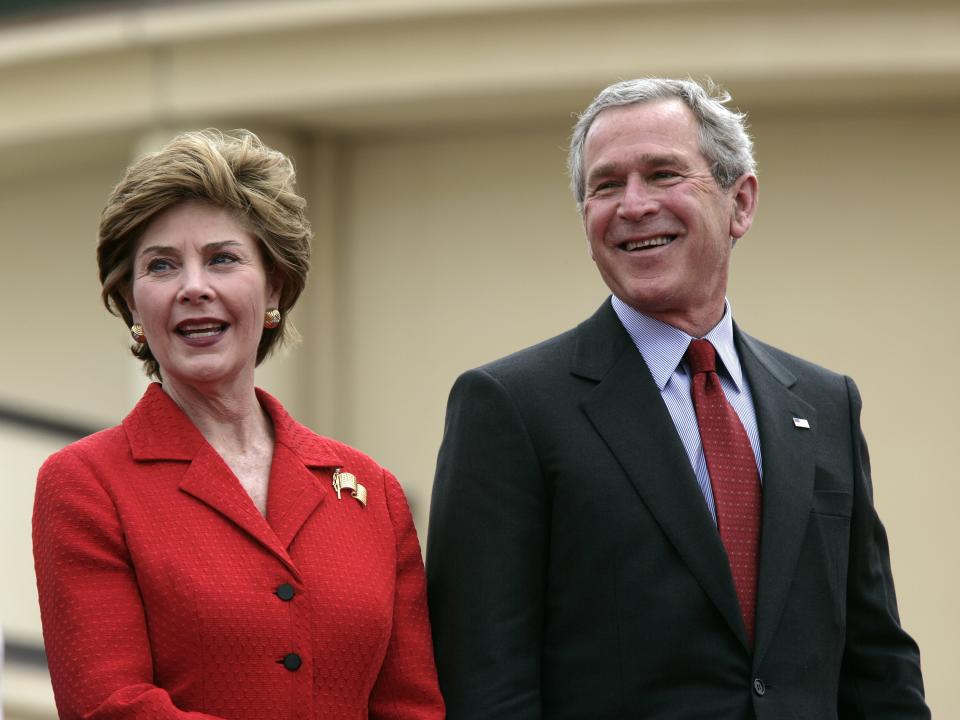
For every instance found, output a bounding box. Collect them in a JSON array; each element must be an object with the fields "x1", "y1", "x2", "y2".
[
  {"x1": 281, "y1": 653, "x2": 302, "y2": 671},
  {"x1": 753, "y1": 678, "x2": 766, "y2": 696},
  {"x1": 275, "y1": 583, "x2": 295, "y2": 601}
]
